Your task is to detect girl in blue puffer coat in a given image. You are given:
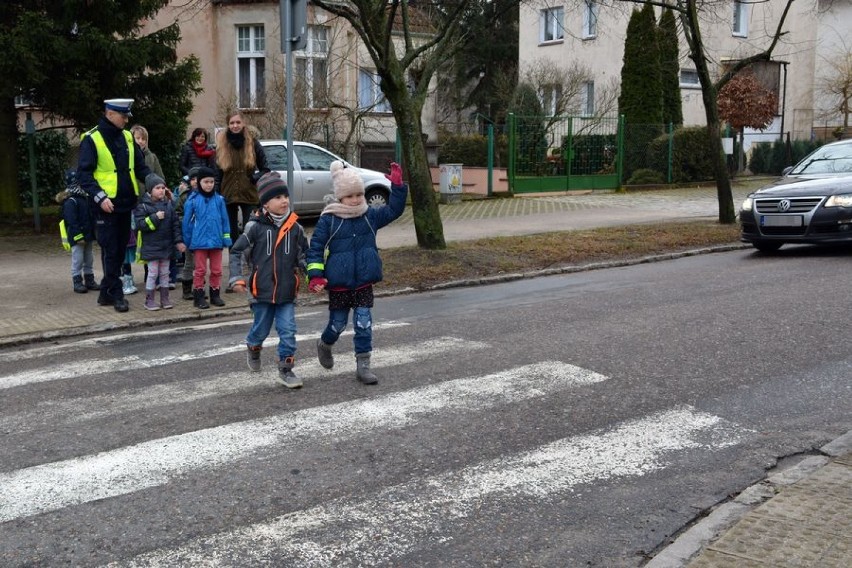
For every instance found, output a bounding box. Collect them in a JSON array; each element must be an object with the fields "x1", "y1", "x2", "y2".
[
  {"x1": 182, "y1": 166, "x2": 232, "y2": 309},
  {"x1": 306, "y1": 161, "x2": 407, "y2": 385}
]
